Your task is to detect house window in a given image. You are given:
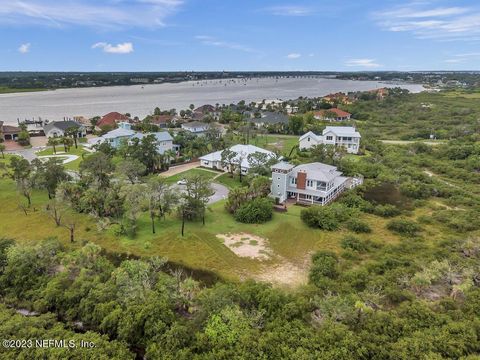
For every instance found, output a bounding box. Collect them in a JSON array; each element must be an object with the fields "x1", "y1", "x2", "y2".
[
  {"x1": 307, "y1": 137, "x2": 310, "y2": 142},
  {"x1": 317, "y1": 181, "x2": 327, "y2": 191},
  {"x1": 290, "y1": 177, "x2": 297, "y2": 185},
  {"x1": 326, "y1": 136, "x2": 333, "y2": 140},
  {"x1": 306, "y1": 180, "x2": 314, "y2": 187},
  {"x1": 277, "y1": 177, "x2": 280, "y2": 180}
]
